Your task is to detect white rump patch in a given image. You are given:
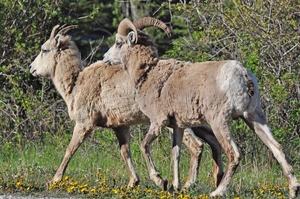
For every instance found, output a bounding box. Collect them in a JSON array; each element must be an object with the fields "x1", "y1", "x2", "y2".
[{"x1": 216, "y1": 61, "x2": 251, "y2": 114}]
